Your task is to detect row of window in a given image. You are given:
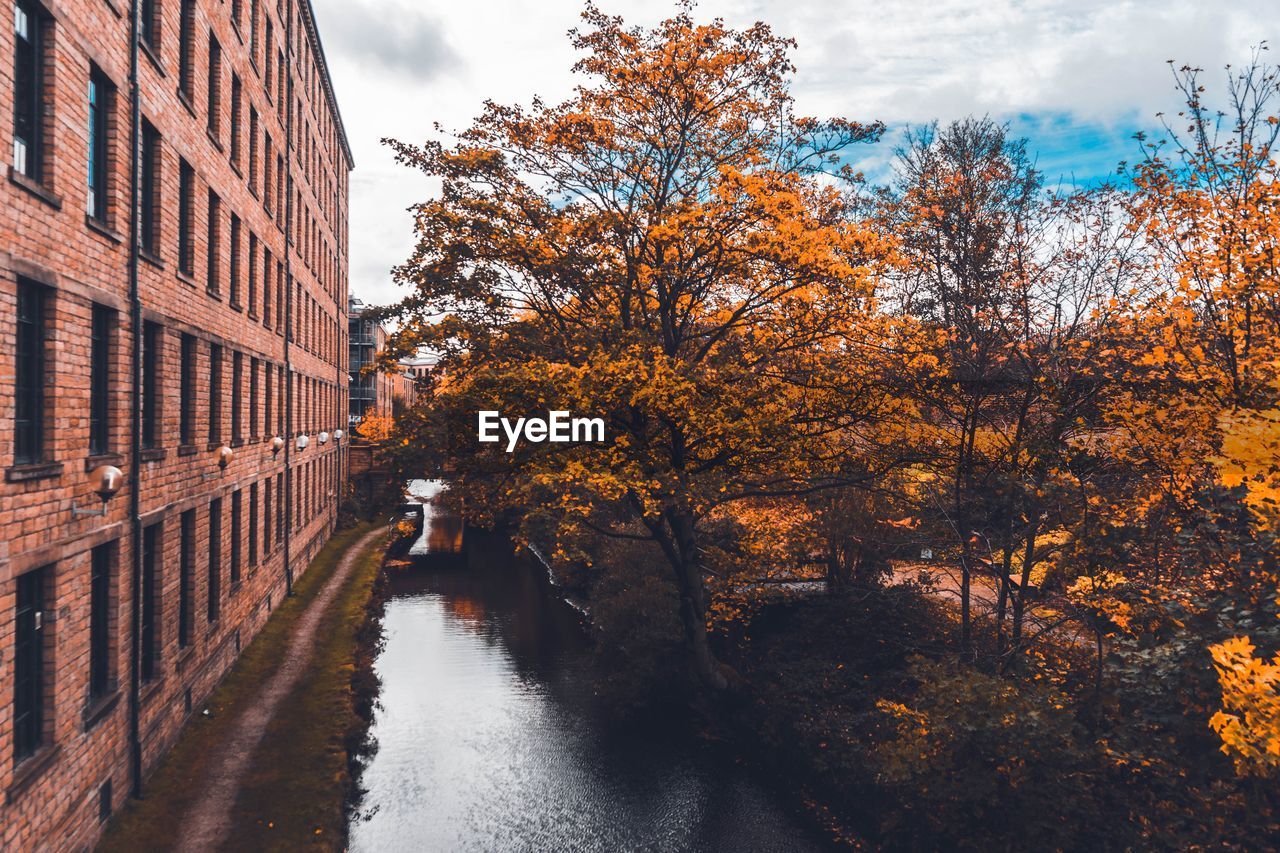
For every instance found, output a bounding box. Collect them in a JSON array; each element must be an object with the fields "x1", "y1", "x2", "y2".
[
  {"x1": 11, "y1": 451, "x2": 340, "y2": 764},
  {"x1": 145, "y1": 0, "x2": 347, "y2": 289},
  {"x1": 11, "y1": 277, "x2": 344, "y2": 467},
  {"x1": 162, "y1": 146, "x2": 343, "y2": 364},
  {"x1": 13, "y1": 0, "x2": 346, "y2": 307}
]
